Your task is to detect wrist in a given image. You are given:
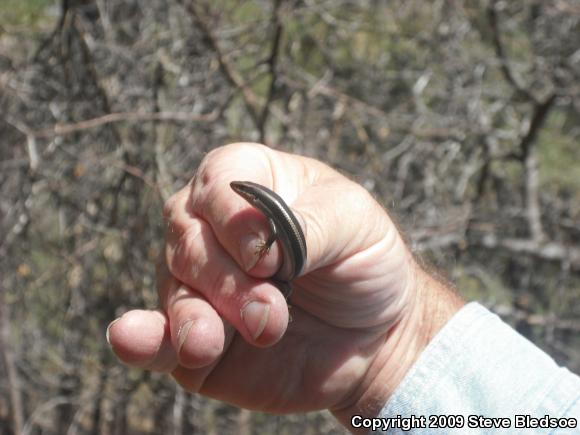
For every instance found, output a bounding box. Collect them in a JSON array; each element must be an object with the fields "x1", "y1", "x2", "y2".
[{"x1": 331, "y1": 264, "x2": 464, "y2": 432}]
